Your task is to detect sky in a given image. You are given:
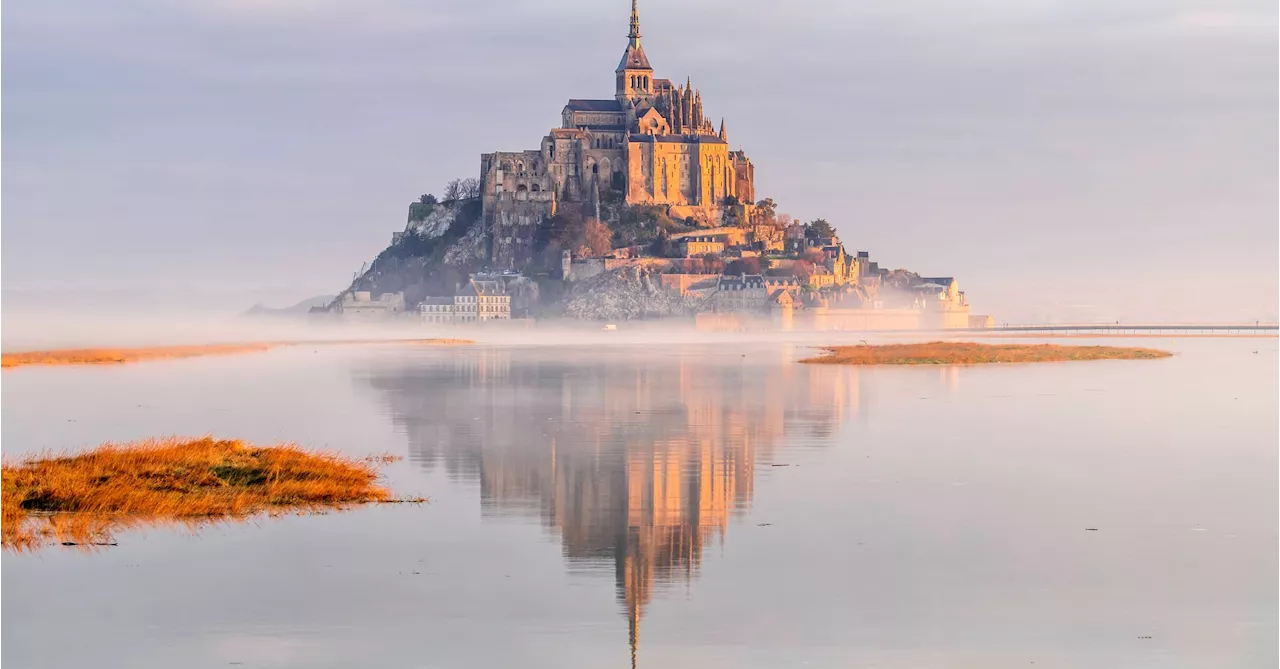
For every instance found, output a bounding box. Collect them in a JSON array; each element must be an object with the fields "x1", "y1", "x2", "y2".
[{"x1": 2, "y1": 0, "x2": 1277, "y2": 323}]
